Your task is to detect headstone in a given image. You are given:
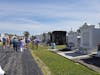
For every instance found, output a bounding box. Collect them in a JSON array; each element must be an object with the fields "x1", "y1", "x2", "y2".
[{"x1": 51, "y1": 42, "x2": 56, "y2": 49}]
